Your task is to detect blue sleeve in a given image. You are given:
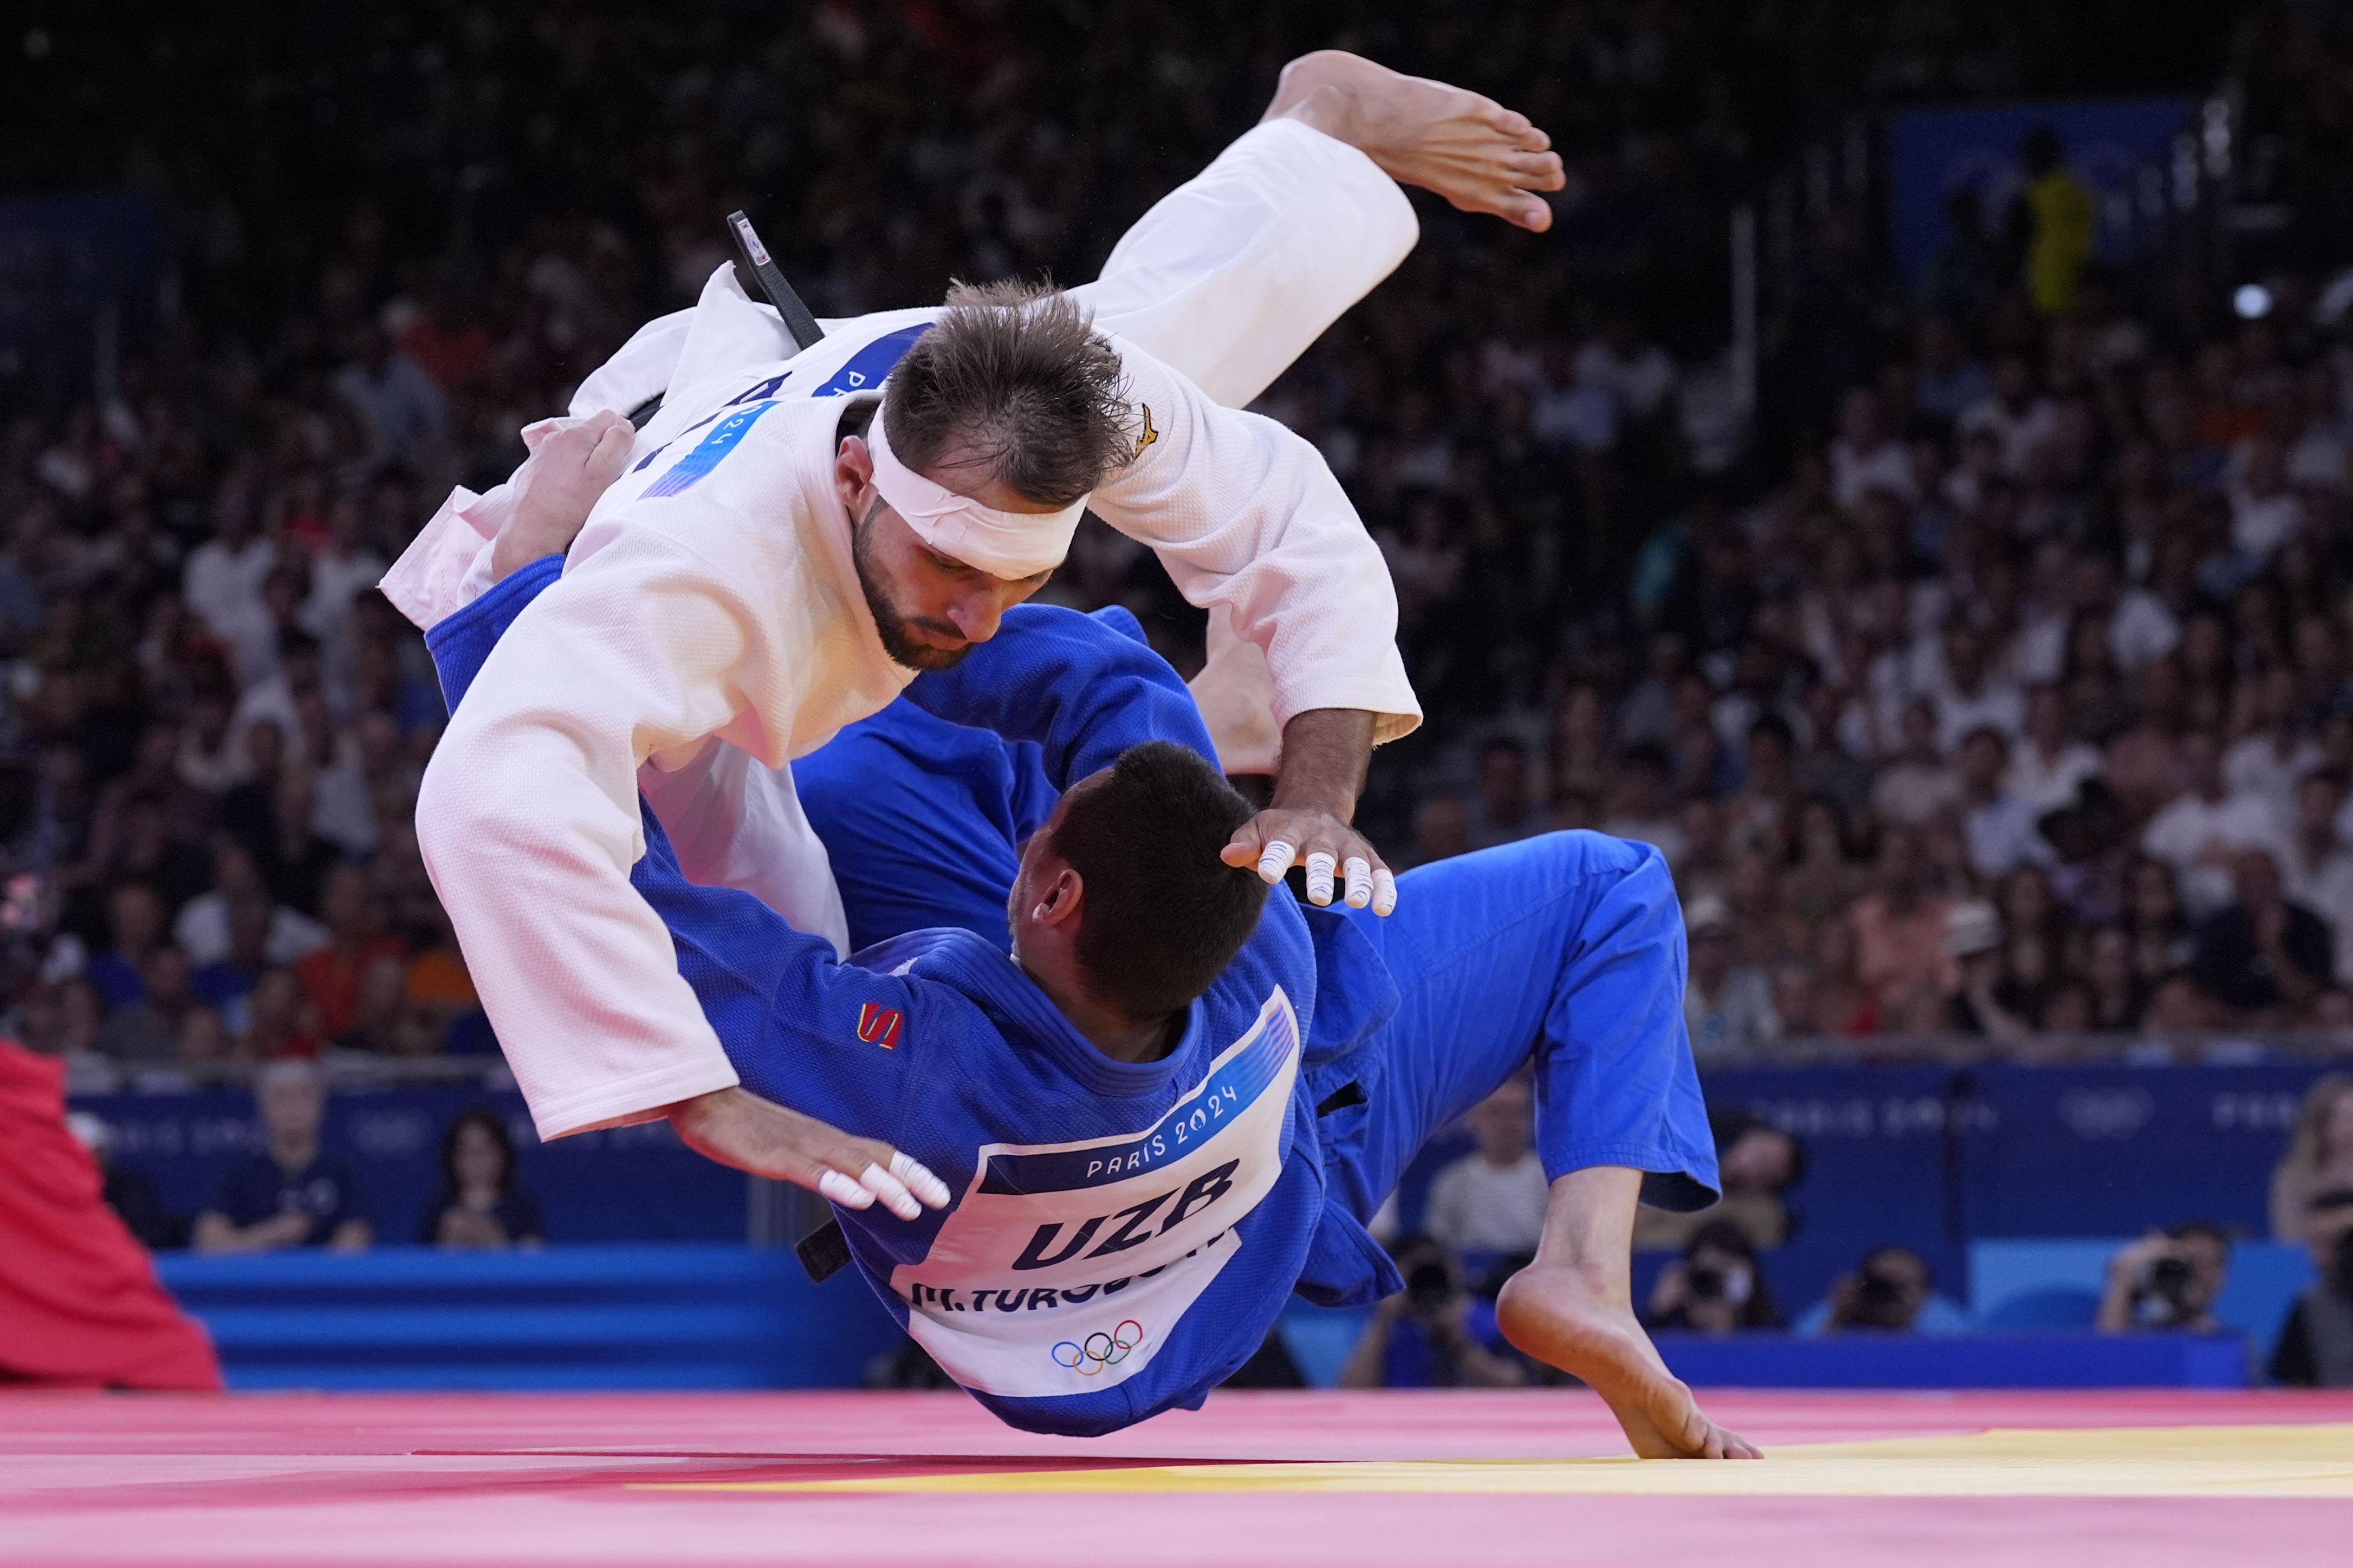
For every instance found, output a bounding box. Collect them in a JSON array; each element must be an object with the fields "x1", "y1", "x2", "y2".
[
  {"x1": 416, "y1": 555, "x2": 922, "y2": 1146},
  {"x1": 899, "y1": 603, "x2": 1218, "y2": 791},
  {"x1": 421, "y1": 555, "x2": 566, "y2": 712}
]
